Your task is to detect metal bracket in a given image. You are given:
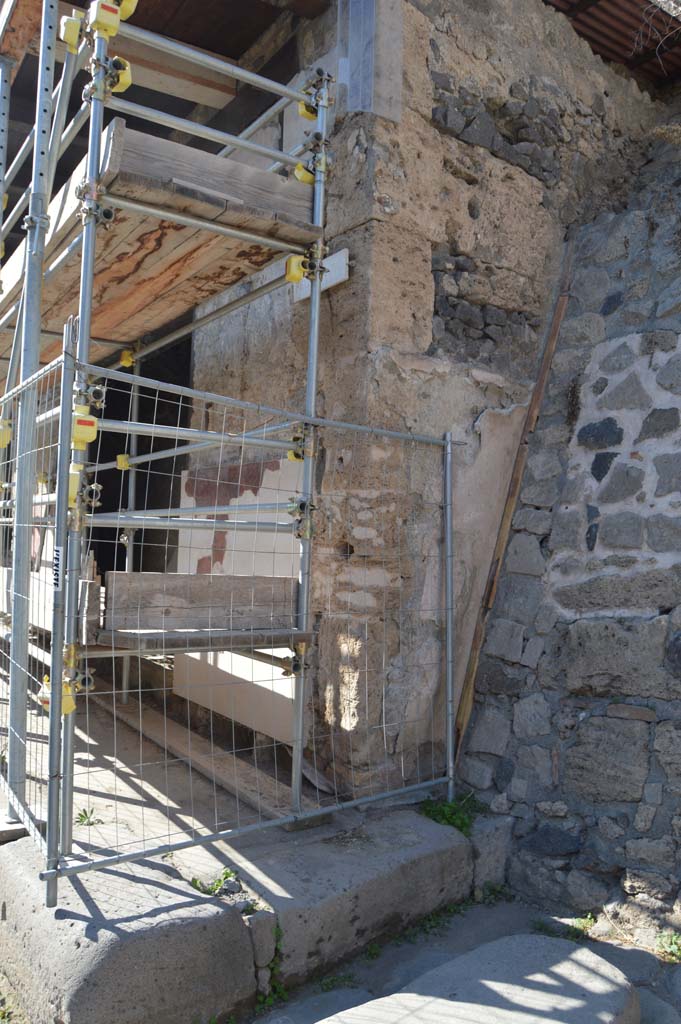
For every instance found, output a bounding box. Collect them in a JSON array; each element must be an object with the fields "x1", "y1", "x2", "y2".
[{"x1": 22, "y1": 212, "x2": 50, "y2": 233}]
